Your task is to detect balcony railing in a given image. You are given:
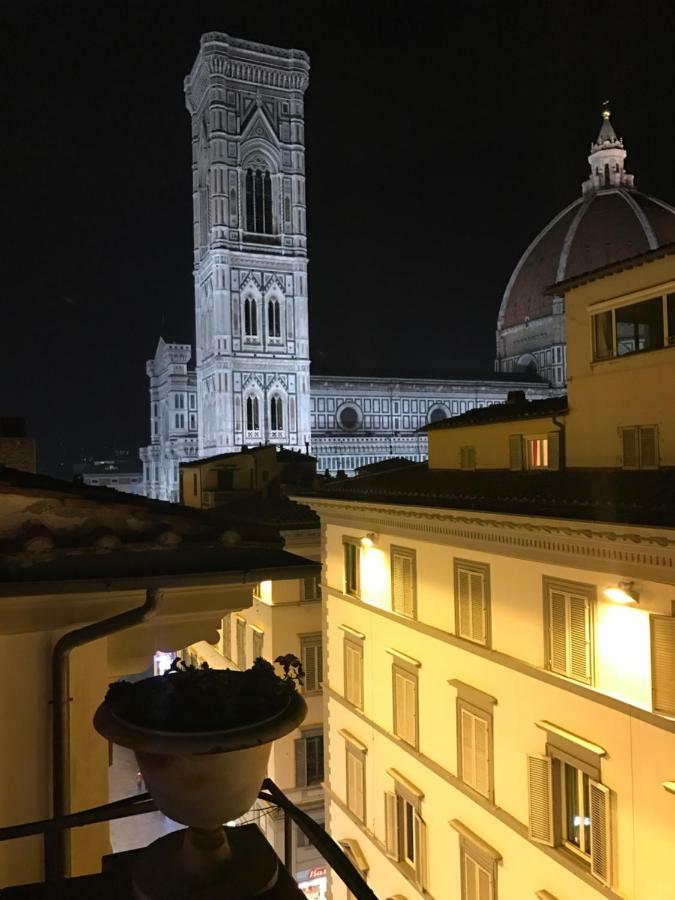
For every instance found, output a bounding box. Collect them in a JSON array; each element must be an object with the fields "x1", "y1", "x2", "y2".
[{"x1": 0, "y1": 778, "x2": 376, "y2": 899}]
